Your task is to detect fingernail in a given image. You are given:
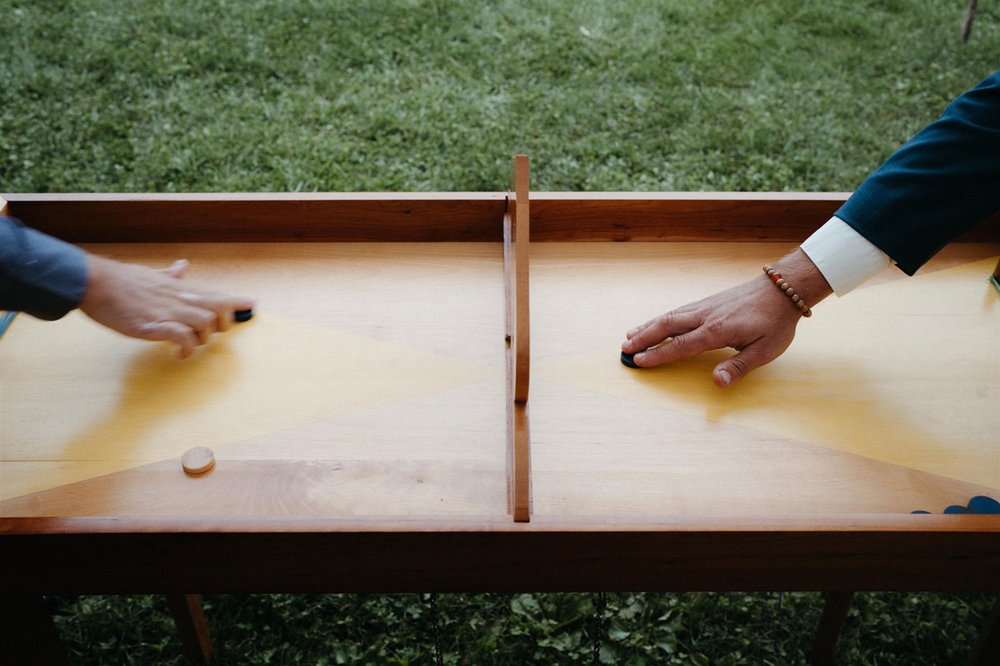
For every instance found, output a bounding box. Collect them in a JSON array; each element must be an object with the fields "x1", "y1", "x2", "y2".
[
  {"x1": 718, "y1": 369, "x2": 732, "y2": 386},
  {"x1": 634, "y1": 352, "x2": 645, "y2": 364},
  {"x1": 626, "y1": 328, "x2": 638, "y2": 337}
]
